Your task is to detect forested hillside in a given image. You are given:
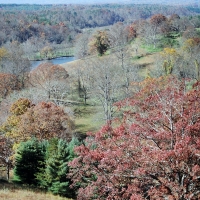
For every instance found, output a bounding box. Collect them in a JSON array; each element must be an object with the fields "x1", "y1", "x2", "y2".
[
  {"x1": 3, "y1": 0, "x2": 200, "y2": 5},
  {"x1": 0, "y1": 3, "x2": 200, "y2": 44},
  {"x1": 0, "y1": 3, "x2": 200, "y2": 200},
  {"x1": 0, "y1": 3, "x2": 199, "y2": 60}
]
